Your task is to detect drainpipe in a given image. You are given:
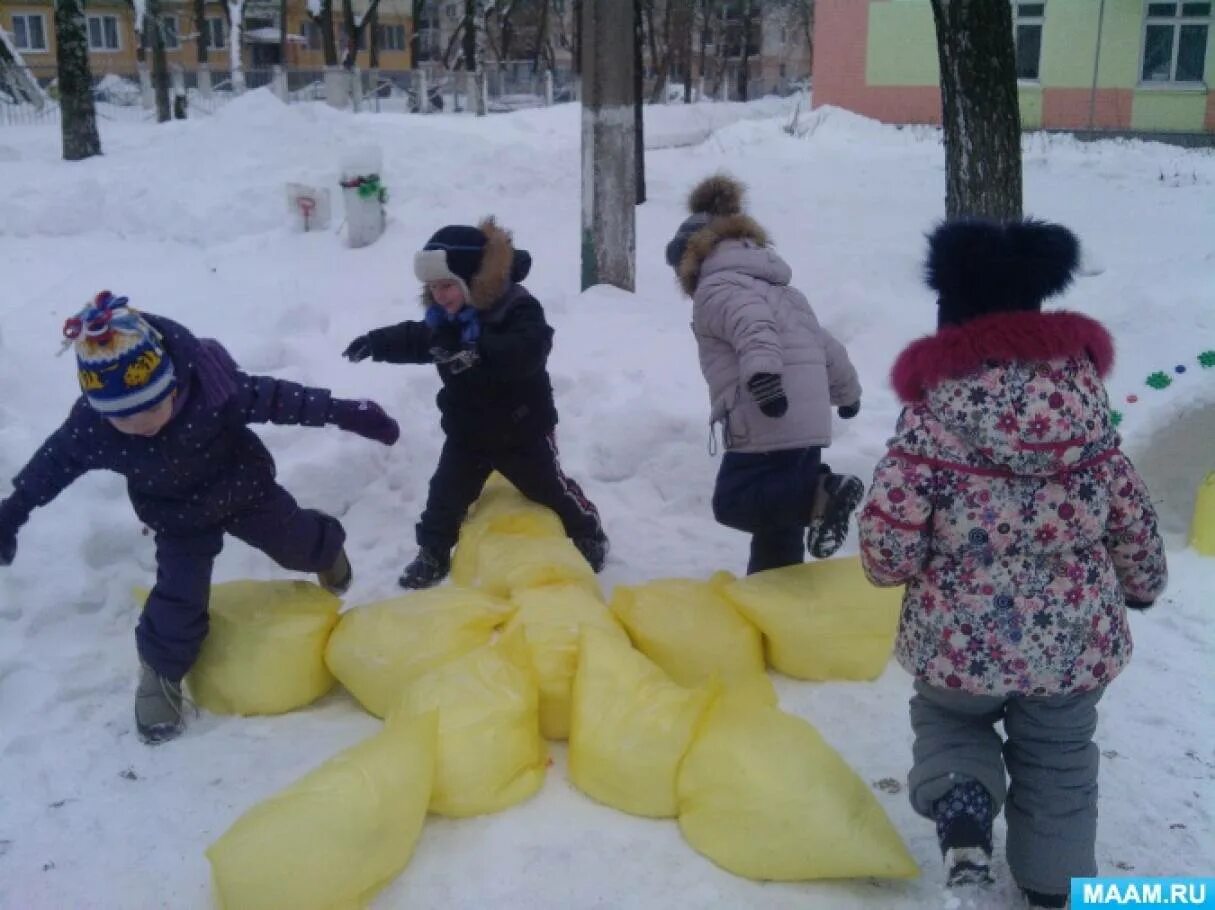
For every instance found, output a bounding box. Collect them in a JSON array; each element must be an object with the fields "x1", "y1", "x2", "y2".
[{"x1": 1087, "y1": 0, "x2": 1107, "y2": 131}]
